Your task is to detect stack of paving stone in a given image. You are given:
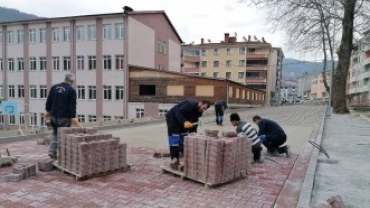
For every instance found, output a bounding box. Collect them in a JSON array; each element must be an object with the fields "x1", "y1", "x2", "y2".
[
  {"x1": 183, "y1": 130, "x2": 252, "y2": 185},
  {"x1": 4, "y1": 163, "x2": 37, "y2": 182},
  {"x1": 57, "y1": 127, "x2": 127, "y2": 177}
]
